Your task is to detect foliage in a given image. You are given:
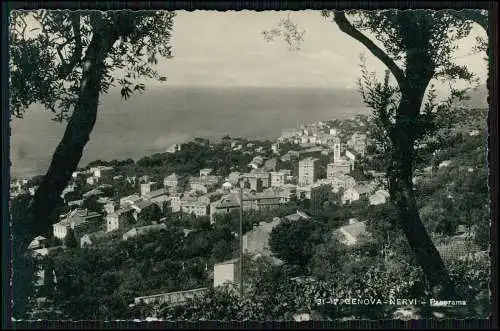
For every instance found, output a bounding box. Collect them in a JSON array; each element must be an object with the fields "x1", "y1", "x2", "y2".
[
  {"x1": 42, "y1": 224, "x2": 213, "y2": 319},
  {"x1": 10, "y1": 10, "x2": 175, "y2": 120},
  {"x1": 308, "y1": 239, "x2": 344, "y2": 282},
  {"x1": 64, "y1": 228, "x2": 78, "y2": 248},
  {"x1": 11, "y1": 194, "x2": 37, "y2": 318},
  {"x1": 447, "y1": 253, "x2": 490, "y2": 317},
  {"x1": 262, "y1": 14, "x2": 305, "y2": 51},
  {"x1": 119, "y1": 140, "x2": 255, "y2": 180},
  {"x1": 137, "y1": 203, "x2": 163, "y2": 225},
  {"x1": 81, "y1": 195, "x2": 103, "y2": 213},
  {"x1": 269, "y1": 218, "x2": 328, "y2": 271}
]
